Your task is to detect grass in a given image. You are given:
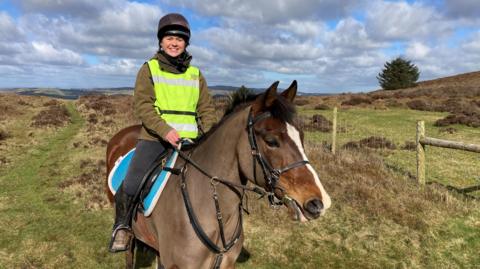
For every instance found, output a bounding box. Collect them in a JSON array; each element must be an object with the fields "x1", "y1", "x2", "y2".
[
  {"x1": 0, "y1": 102, "x2": 122, "y2": 268},
  {"x1": 301, "y1": 107, "x2": 480, "y2": 189},
  {"x1": 1, "y1": 94, "x2": 479, "y2": 268}
]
